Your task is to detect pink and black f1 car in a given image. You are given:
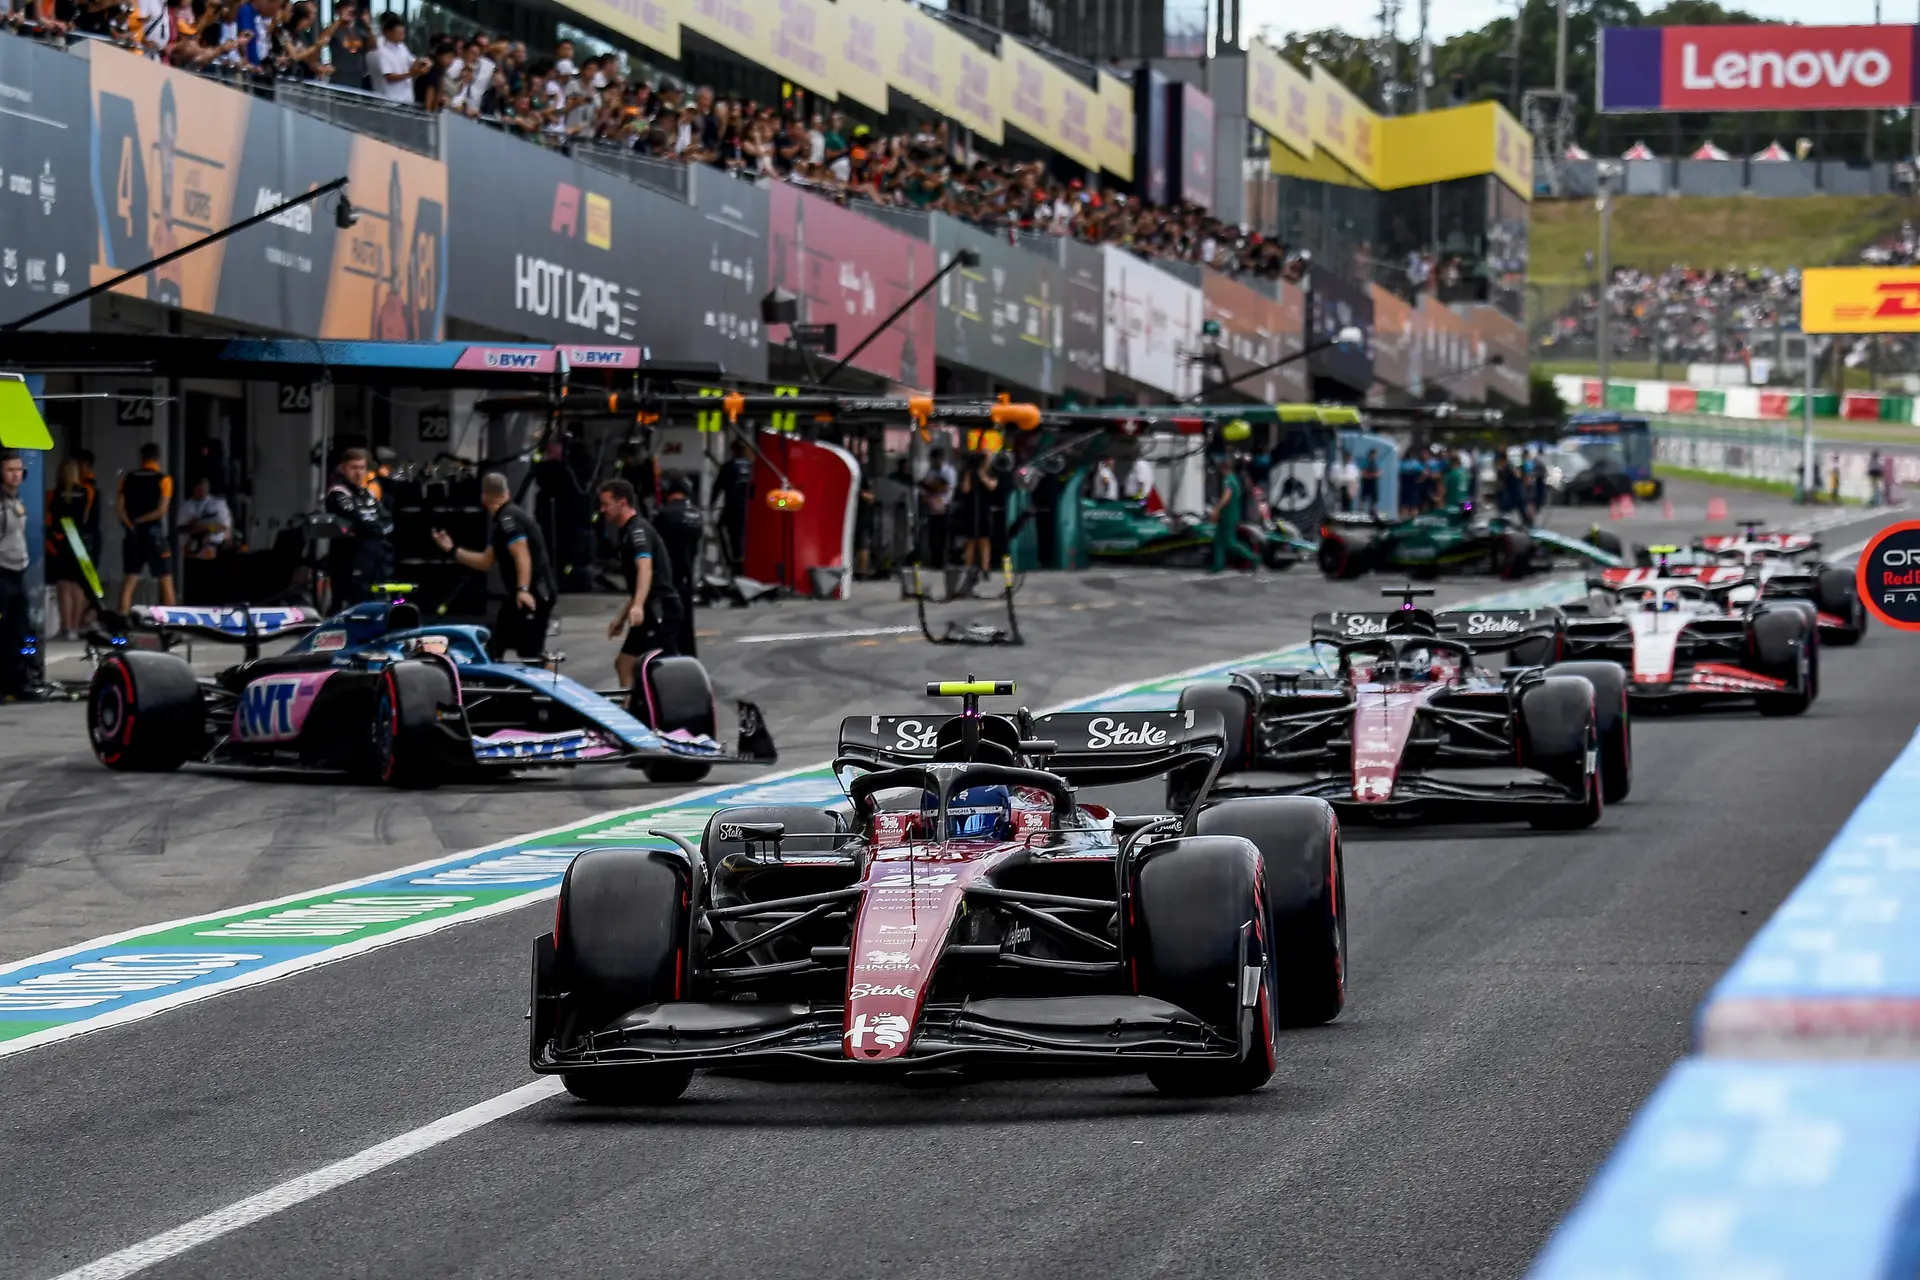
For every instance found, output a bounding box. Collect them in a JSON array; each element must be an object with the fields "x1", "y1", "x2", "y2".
[
  {"x1": 530, "y1": 680, "x2": 1346, "y2": 1102},
  {"x1": 1559, "y1": 565, "x2": 1818, "y2": 715},
  {"x1": 1174, "y1": 588, "x2": 1630, "y2": 829},
  {"x1": 88, "y1": 597, "x2": 774, "y2": 786}
]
